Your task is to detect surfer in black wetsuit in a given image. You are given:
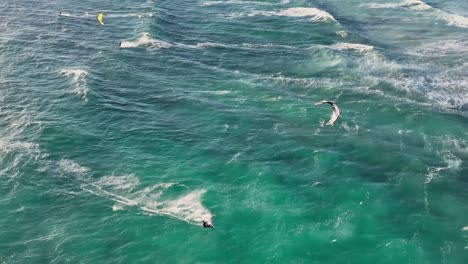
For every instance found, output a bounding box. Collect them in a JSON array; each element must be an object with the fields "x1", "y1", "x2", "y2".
[{"x1": 202, "y1": 220, "x2": 214, "y2": 228}]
